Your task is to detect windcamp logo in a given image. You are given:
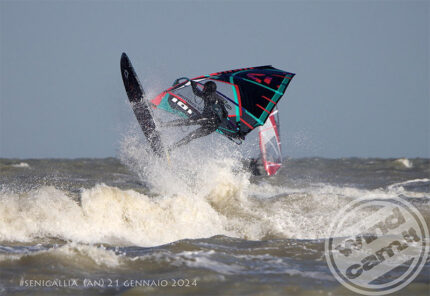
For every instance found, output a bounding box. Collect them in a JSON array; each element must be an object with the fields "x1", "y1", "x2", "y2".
[{"x1": 325, "y1": 198, "x2": 429, "y2": 295}]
